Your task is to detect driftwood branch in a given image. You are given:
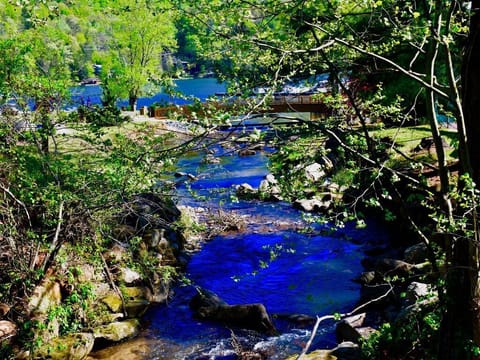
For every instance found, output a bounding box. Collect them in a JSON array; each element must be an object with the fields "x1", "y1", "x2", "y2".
[{"x1": 297, "y1": 314, "x2": 335, "y2": 359}]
